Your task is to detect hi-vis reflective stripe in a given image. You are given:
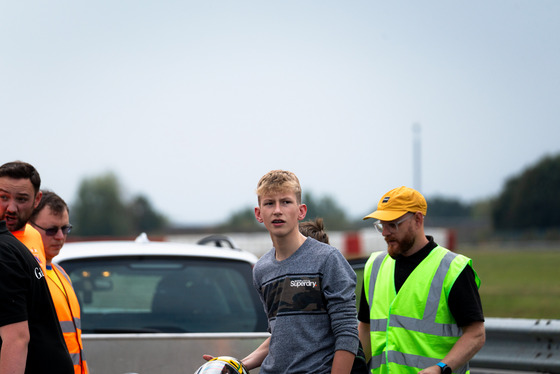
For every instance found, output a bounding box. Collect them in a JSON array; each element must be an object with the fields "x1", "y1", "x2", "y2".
[
  {"x1": 390, "y1": 314, "x2": 461, "y2": 337},
  {"x1": 425, "y1": 252, "x2": 456, "y2": 321},
  {"x1": 370, "y1": 315, "x2": 461, "y2": 337},
  {"x1": 370, "y1": 353, "x2": 383, "y2": 369},
  {"x1": 54, "y1": 264, "x2": 72, "y2": 283},
  {"x1": 370, "y1": 352, "x2": 468, "y2": 374},
  {"x1": 60, "y1": 318, "x2": 81, "y2": 333},
  {"x1": 70, "y1": 352, "x2": 81, "y2": 365},
  {"x1": 366, "y1": 251, "x2": 386, "y2": 308},
  {"x1": 369, "y1": 251, "x2": 461, "y2": 336}
]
